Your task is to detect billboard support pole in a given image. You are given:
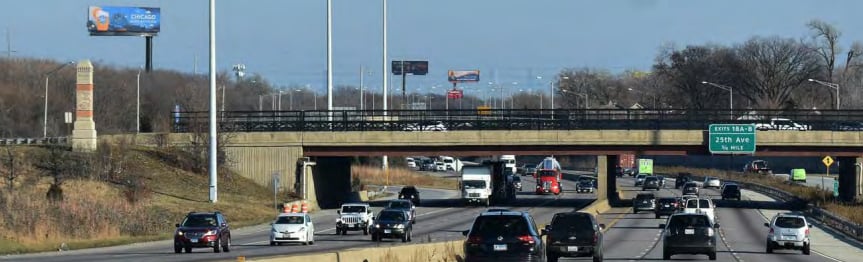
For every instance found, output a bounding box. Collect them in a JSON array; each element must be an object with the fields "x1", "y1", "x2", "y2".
[
  {"x1": 145, "y1": 36, "x2": 153, "y2": 72},
  {"x1": 401, "y1": 61, "x2": 407, "y2": 109}
]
